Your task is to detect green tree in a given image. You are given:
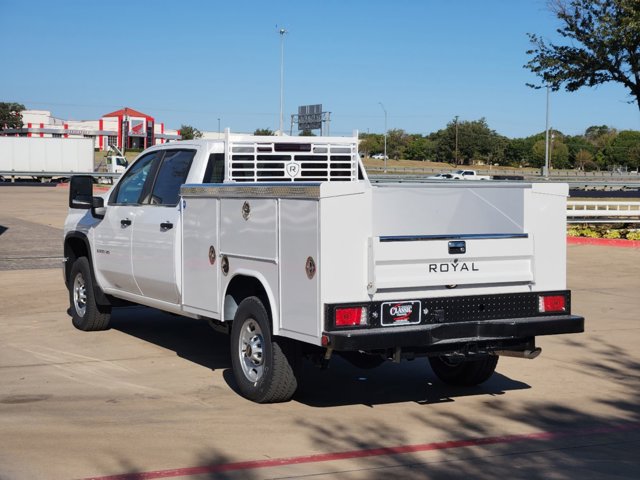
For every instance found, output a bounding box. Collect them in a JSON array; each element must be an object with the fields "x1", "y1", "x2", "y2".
[
  {"x1": 431, "y1": 118, "x2": 505, "y2": 165},
  {"x1": 504, "y1": 138, "x2": 534, "y2": 166},
  {"x1": 299, "y1": 129, "x2": 316, "y2": 136},
  {"x1": 565, "y1": 135, "x2": 595, "y2": 164},
  {"x1": 358, "y1": 133, "x2": 383, "y2": 157},
  {"x1": 179, "y1": 124, "x2": 203, "y2": 140},
  {"x1": 0, "y1": 102, "x2": 25, "y2": 131},
  {"x1": 525, "y1": 0, "x2": 640, "y2": 110},
  {"x1": 532, "y1": 133, "x2": 570, "y2": 168},
  {"x1": 574, "y1": 149, "x2": 598, "y2": 170},
  {"x1": 254, "y1": 128, "x2": 274, "y2": 136},
  {"x1": 386, "y1": 129, "x2": 410, "y2": 160},
  {"x1": 604, "y1": 130, "x2": 640, "y2": 167},
  {"x1": 404, "y1": 135, "x2": 436, "y2": 161}
]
